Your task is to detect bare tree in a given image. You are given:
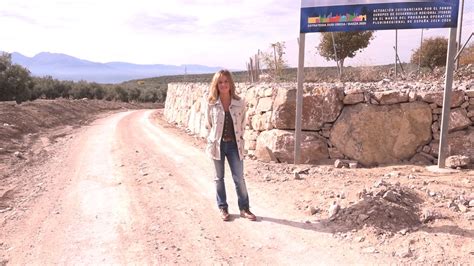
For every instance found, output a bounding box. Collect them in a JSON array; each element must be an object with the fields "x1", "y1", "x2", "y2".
[{"x1": 261, "y1": 42, "x2": 288, "y2": 81}]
